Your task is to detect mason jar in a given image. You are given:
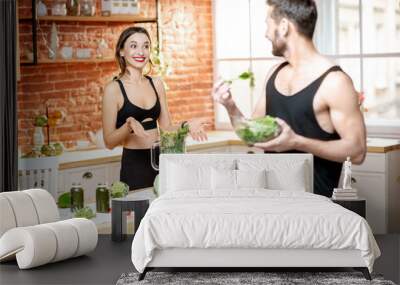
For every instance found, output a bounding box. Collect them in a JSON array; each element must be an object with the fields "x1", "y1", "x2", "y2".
[
  {"x1": 96, "y1": 183, "x2": 109, "y2": 213},
  {"x1": 70, "y1": 183, "x2": 84, "y2": 211}
]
